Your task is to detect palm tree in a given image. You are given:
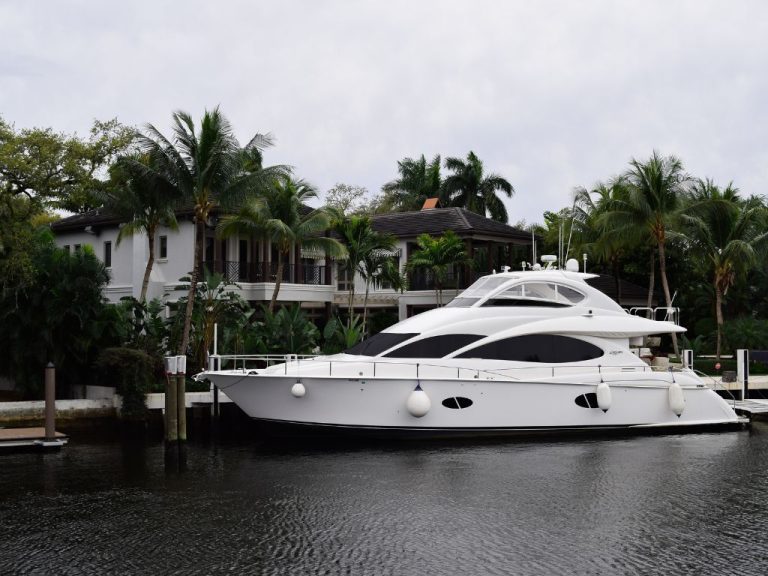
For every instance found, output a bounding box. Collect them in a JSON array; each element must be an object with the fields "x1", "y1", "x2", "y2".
[
  {"x1": 442, "y1": 151, "x2": 514, "y2": 223},
  {"x1": 126, "y1": 107, "x2": 285, "y2": 355},
  {"x1": 218, "y1": 176, "x2": 347, "y2": 311},
  {"x1": 381, "y1": 154, "x2": 442, "y2": 211},
  {"x1": 573, "y1": 180, "x2": 635, "y2": 303},
  {"x1": 681, "y1": 179, "x2": 768, "y2": 358},
  {"x1": 331, "y1": 215, "x2": 392, "y2": 326},
  {"x1": 107, "y1": 153, "x2": 180, "y2": 302},
  {"x1": 407, "y1": 230, "x2": 470, "y2": 306},
  {"x1": 359, "y1": 236, "x2": 402, "y2": 333},
  {"x1": 603, "y1": 151, "x2": 689, "y2": 355}
]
